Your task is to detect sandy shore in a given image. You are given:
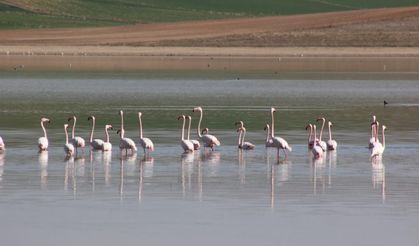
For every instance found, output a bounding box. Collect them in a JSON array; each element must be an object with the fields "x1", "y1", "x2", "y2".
[{"x1": 0, "y1": 46, "x2": 419, "y2": 75}]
